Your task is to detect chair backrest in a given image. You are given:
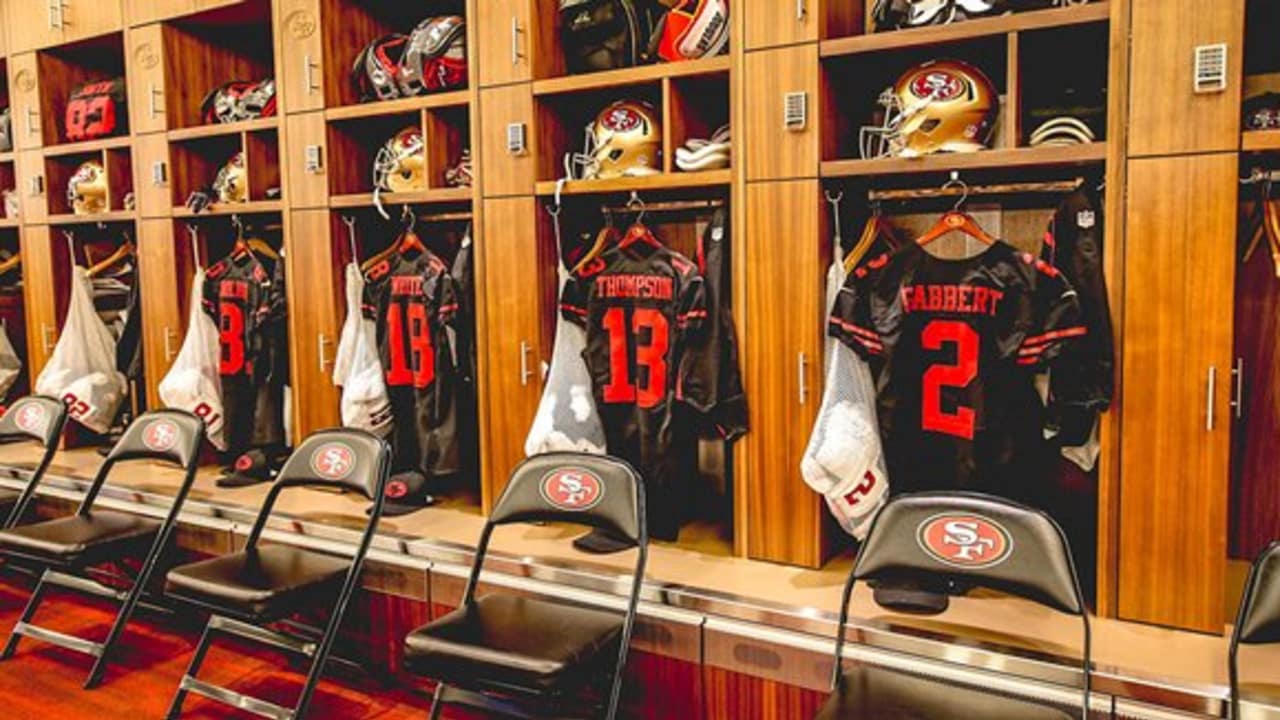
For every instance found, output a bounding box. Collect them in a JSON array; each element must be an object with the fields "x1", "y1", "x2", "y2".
[
  {"x1": 489, "y1": 452, "x2": 645, "y2": 543},
  {"x1": 1230, "y1": 541, "x2": 1280, "y2": 718},
  {"x1": 103, "y1": 410, "x2": 206, "y2": 469},
  {"x1": 0, "y1": 396, "x2": 68, "y2": 449}
]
